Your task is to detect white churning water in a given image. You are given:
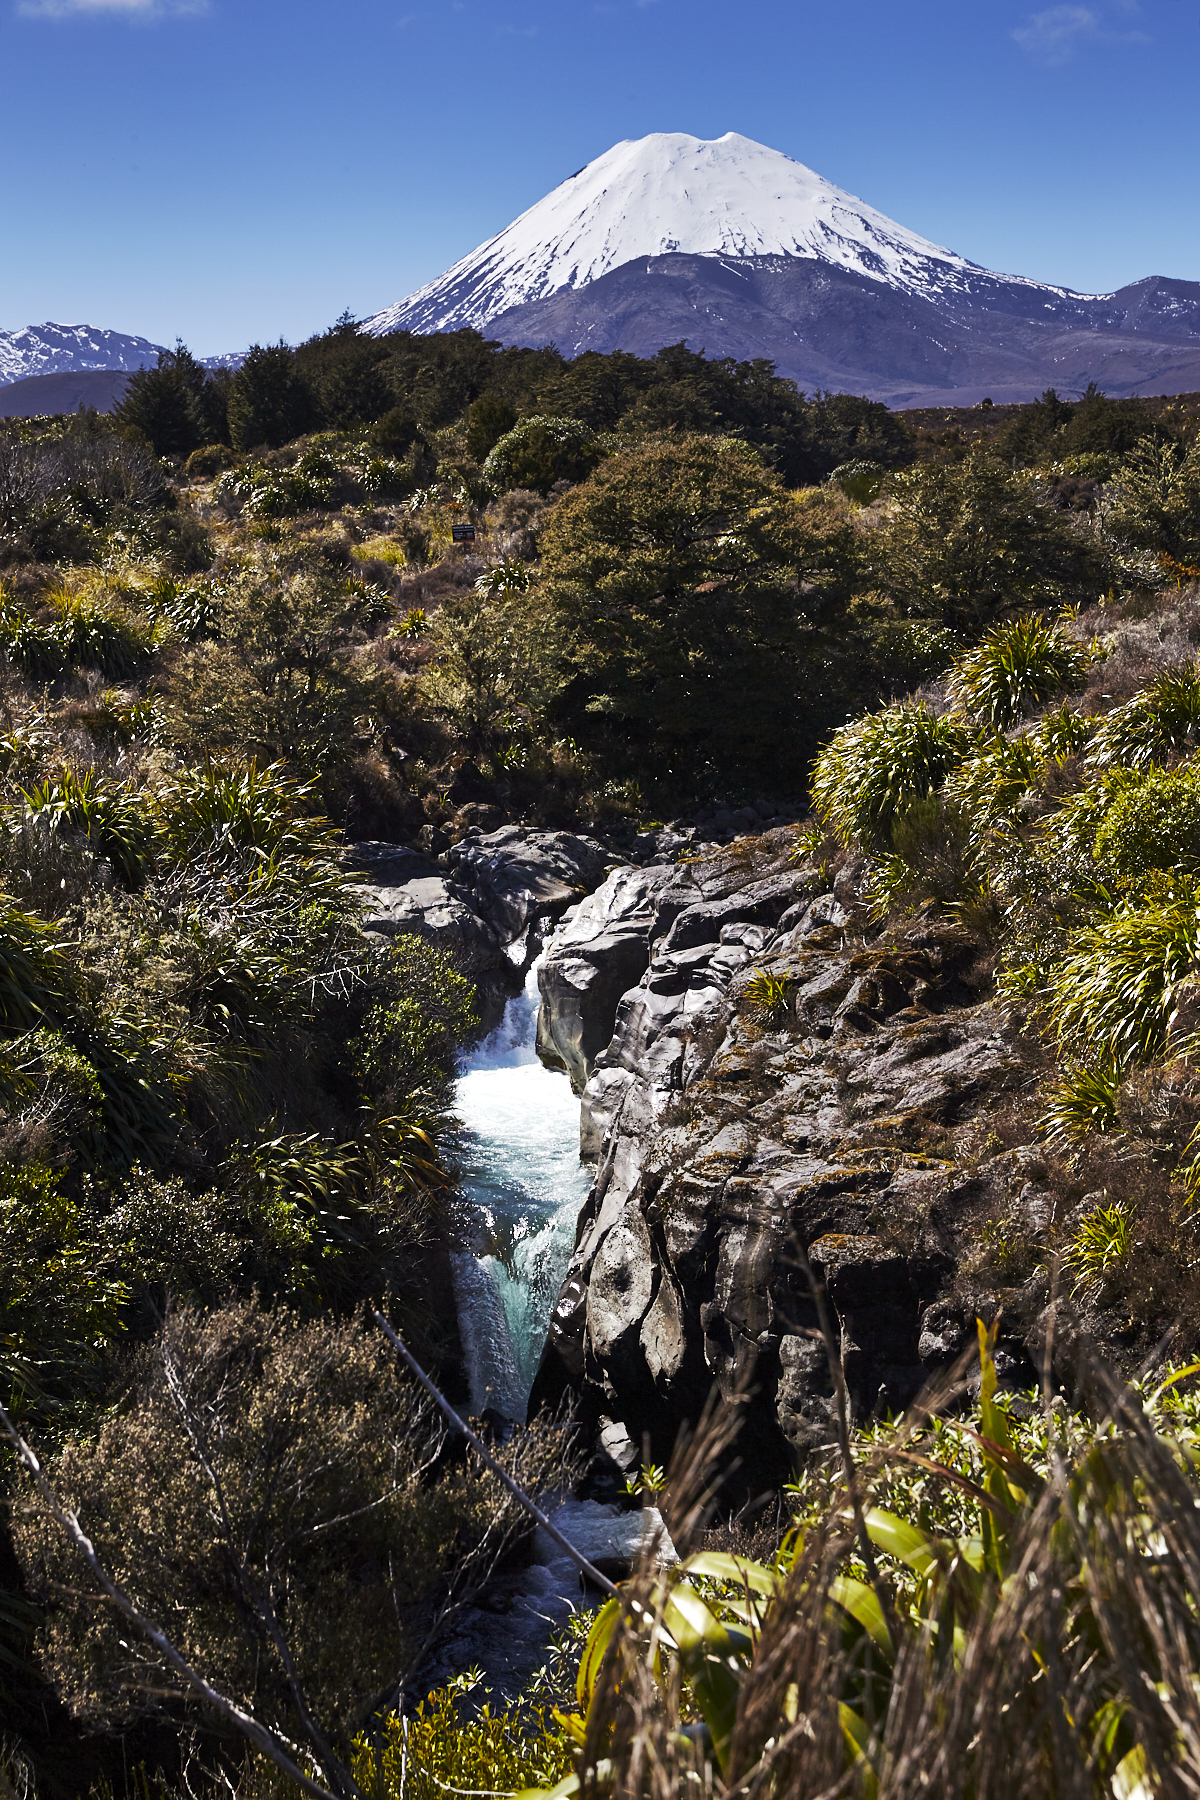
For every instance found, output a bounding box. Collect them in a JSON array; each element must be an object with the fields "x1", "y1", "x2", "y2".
[{"x1": 450, "y1": 955, "x2": 591, "y2": 1420}]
